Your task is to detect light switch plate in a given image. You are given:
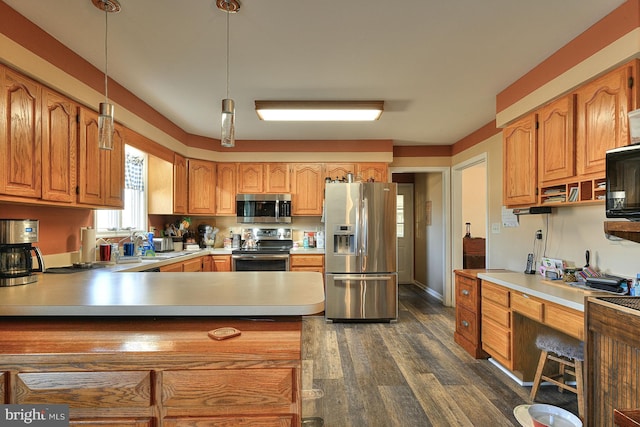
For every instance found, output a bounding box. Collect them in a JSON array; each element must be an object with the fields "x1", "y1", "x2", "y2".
[{"x1": 491, "y1": 223, "x2": 500, "y2": 234}]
